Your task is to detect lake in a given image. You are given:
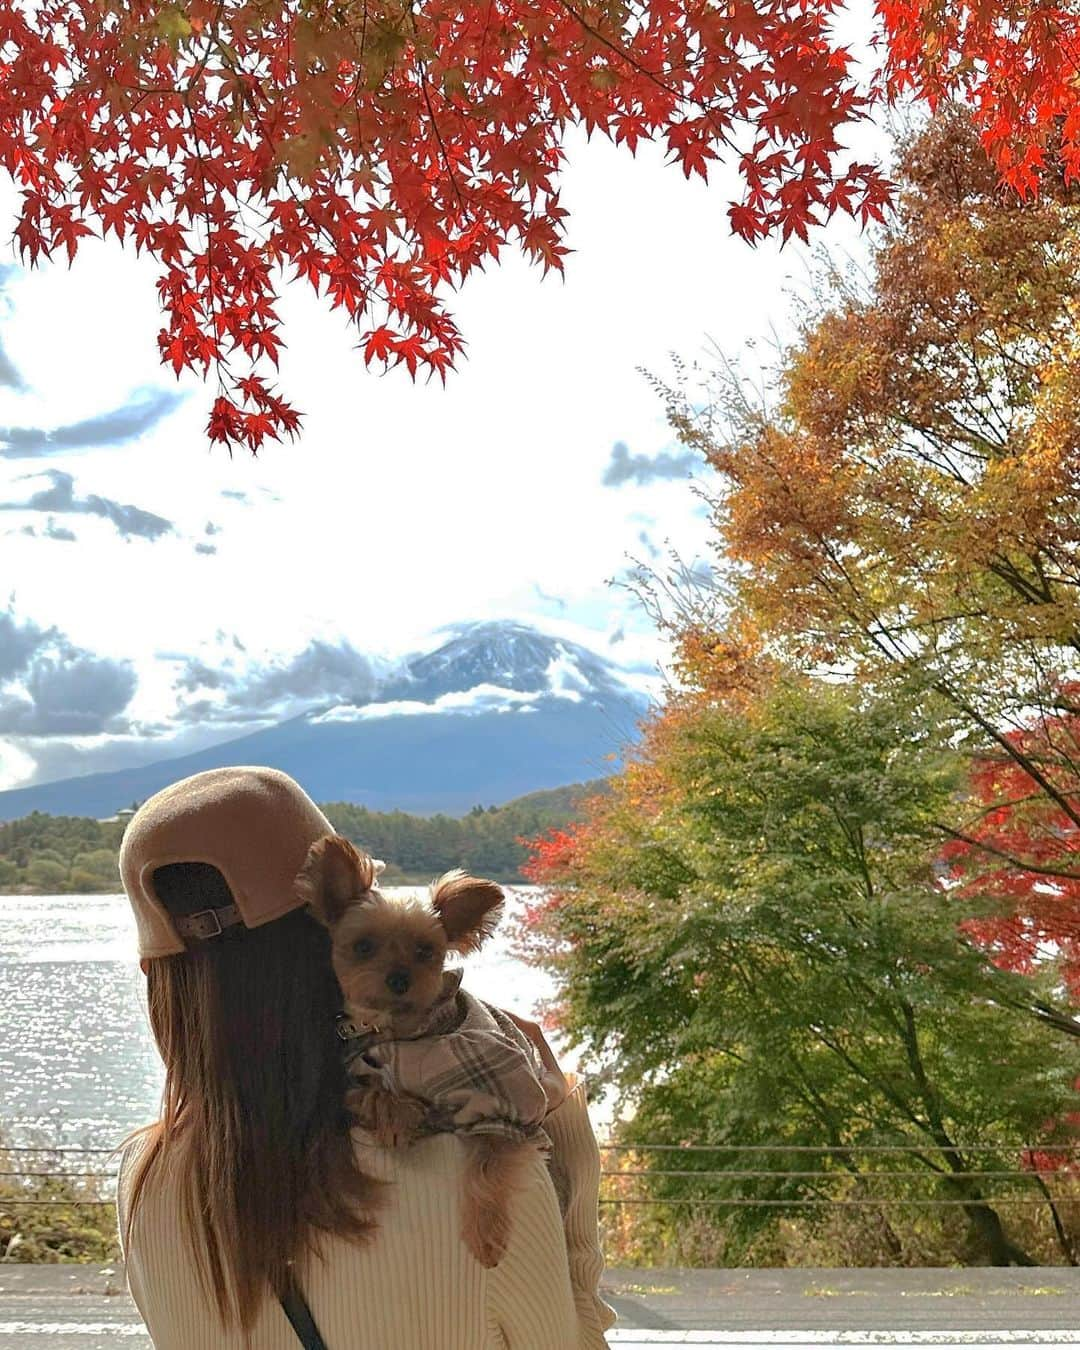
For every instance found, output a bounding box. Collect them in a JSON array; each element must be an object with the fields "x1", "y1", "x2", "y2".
[{"x1": 0, "y1": 888, "x2": 578, "y2": 1151}]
